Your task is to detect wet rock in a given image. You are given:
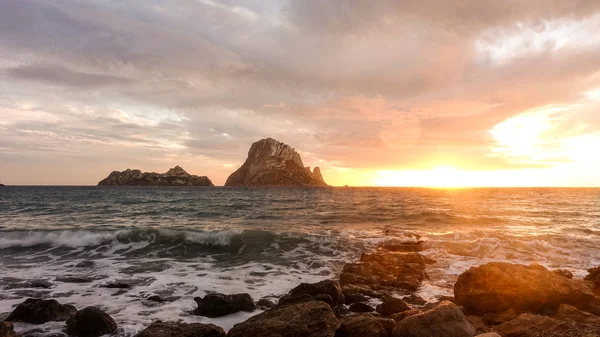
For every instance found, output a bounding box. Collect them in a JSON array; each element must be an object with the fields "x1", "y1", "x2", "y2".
[
  {"x1": 403, "y1": 295, "x2": 427, "y2": 306},
  {"x1": 454, "y1": 262, "x2": 596, "y2": 315},
  {"x1": 74, "y1": 261, "x2": 94, "y2": 268},
  {"x1": 27, "y1": 280, "x2": 53, "y2": 289},
  {"x1": 585, "y1": 266, "x2": 600, "y2": 287},
  {"x1": 256, "y1": 298, "x2": 276, "y2": 310},
  {"x1": 340, "y1": 252, "x2": 428, "y2": 292},
  {"x1": 555, "y1": 304, "x2": 600, "y2": 324},
  {"x1": 334, "y1": 305, "x2": 351, "y2": 318},
  {"x1": 66, "y1": 306, "x2": 117, "y2": 337},
  {"x1": 335, "y1": 314, "x2": 388, "y2": 337},
  {"x1": 278, "y1": 293, "x2": 334, "y2": 308},
  {"x1": 227, "y1": 301, "x2": 339, "y2": 337},
  {"x1": 483, "y1": 308, "x2": 518, "y2": 325},
  {"x1": 392, "y1": 301, "x2": 476, "y2": 337},
  {"x1": 341, "y1": 284, "x2": 380, "y2": 300},
  {"x1": 344, "y1": 293, "x2": 369, "y2": 304},
  {"x1": 102, "y1": 282, "x2": 131, "y2": 289},
  {"x1": 55, "y1": 276, "x2": 96, "y2": 284},
  {"x1": 376, "y1": 296, "x2": 410, "y2": 316},
  {"x1": 553, "y1": 269, "x2": 574, "y2": 279},
  {"x1": 224, "y1": 138, "x2": 328, "y2": 187},
  {"x1": 285, "y1": 280, "x2": 345, "y2": 307},
  {"x1": 135, "y1": 321, "x2": 225, "y2": 337},
  {"x1": 193, "y1": 293, "x2": 255, "y2": 318},
  {"x1": 0, "y1": 322, "x2": 19, "y2": 337},
  {"x1": 348, "y1": 302, "x2": 375, "y2": 313},
  {"x1": 380, "y1": 240, "x2": 424, "y2": 253},
  {"x1": 5, "y1": 299, "x2": 77, "y2": 324},
  {"x1": 391, "y1": 309, "x2": 421, "y2": 322},
  {"x1": 146, "y1": 295, "x2": 166, "y2": 303}
]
